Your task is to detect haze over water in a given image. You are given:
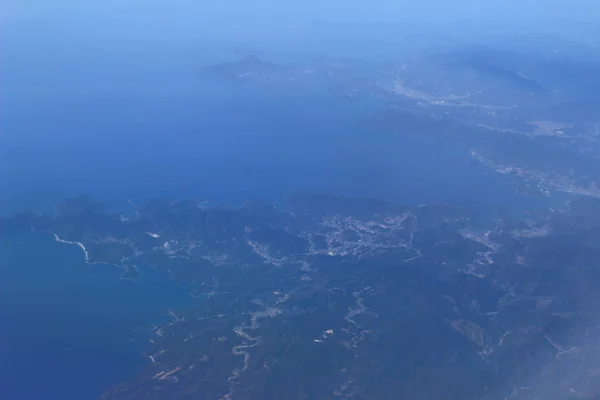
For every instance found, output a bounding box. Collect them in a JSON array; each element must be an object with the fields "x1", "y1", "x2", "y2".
[
  {"x1": 2, "y1": 0, "x2": 593, "y2": 210},
  {"x1": 1, "y1": 18, "x2": 559, "y2": 215},
  {"x1": 1, "y1": 1, "x2": 593, "y2": 399}
]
